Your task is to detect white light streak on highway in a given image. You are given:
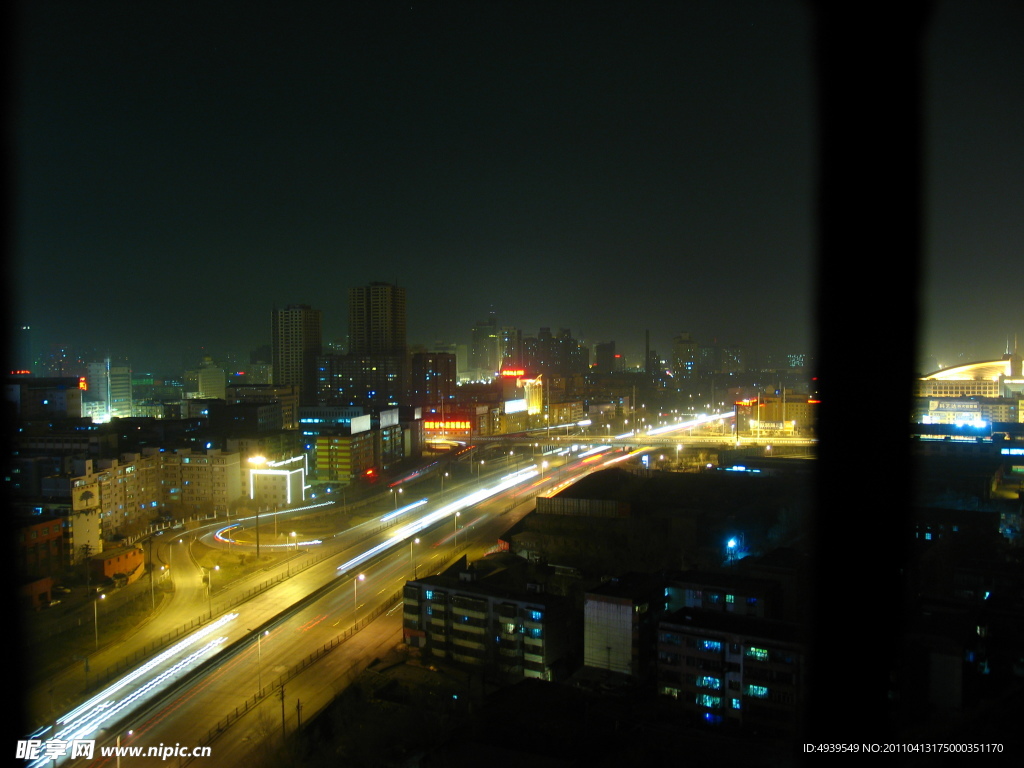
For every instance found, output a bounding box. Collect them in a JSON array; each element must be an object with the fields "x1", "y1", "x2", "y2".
[
  {"x1": 30, "y1": 613, "x2": 240, "y2": 767},
  {"x1": 379, "y1": 498, "x2": 428, "y2": 522},
  {"x1": 644, "y1": 411, "x2": 735, "y2": 436},
  {"x1": 336, "y1": 467, "x2": 540, "y2": 575}
]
